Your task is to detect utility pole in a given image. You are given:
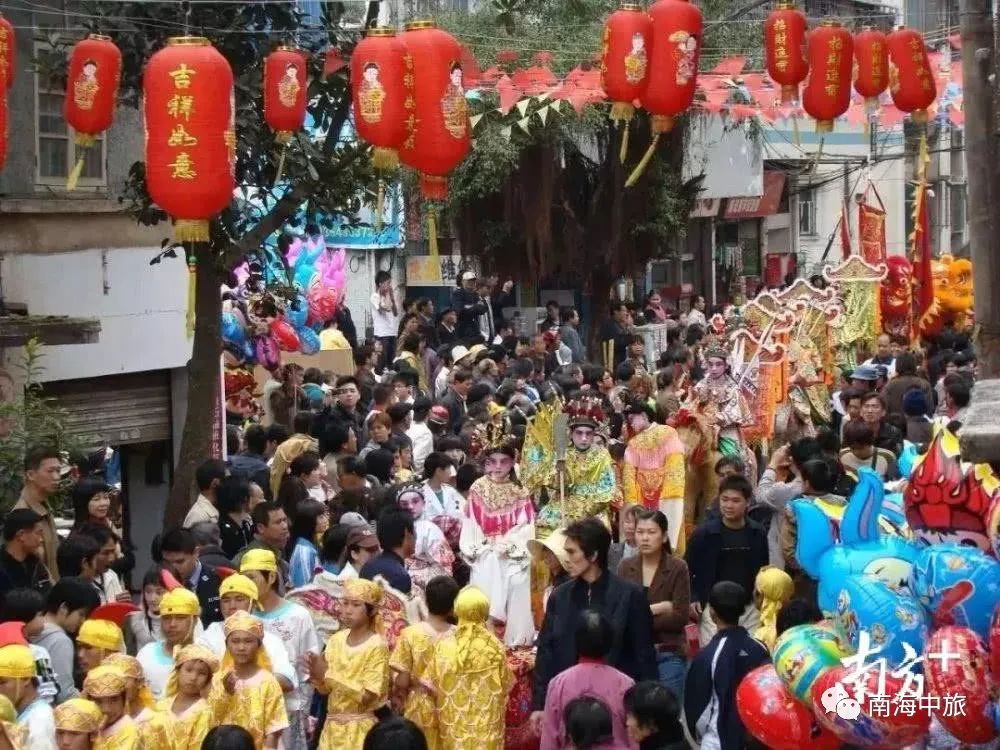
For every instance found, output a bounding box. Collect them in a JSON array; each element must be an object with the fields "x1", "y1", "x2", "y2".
[{"x1": 961, "y1": 0, "x2": 1000, "y2": 377}]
